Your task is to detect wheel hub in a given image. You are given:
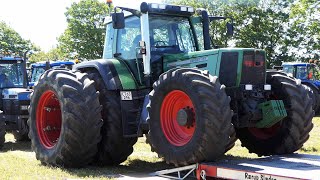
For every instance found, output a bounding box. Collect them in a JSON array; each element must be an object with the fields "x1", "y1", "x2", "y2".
[{"x1": 177, "y1": 108, "x2": 194, "y2": 127}]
